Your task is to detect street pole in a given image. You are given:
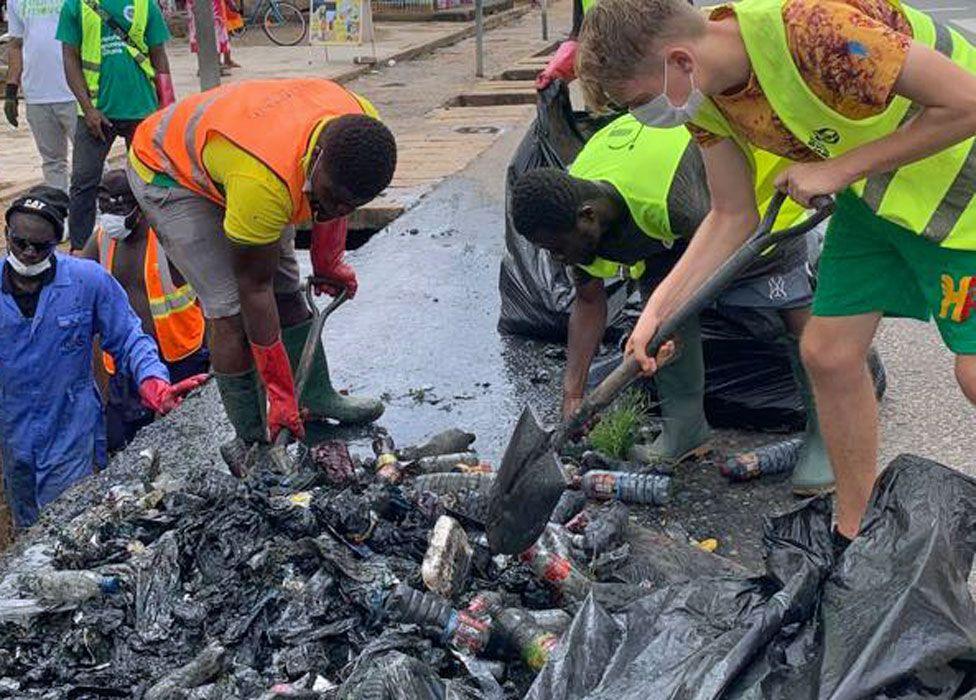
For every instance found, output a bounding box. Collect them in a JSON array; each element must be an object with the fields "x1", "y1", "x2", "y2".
[
  {"x1": 474, "y1": 0, "x2": 484, "y2": 77},
  {"x1": 540, "y1": 0, "x2": 548, "y2": 40},
  {"x1": 192, "y1": 0, "x2": 222, "y2": 91}
]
